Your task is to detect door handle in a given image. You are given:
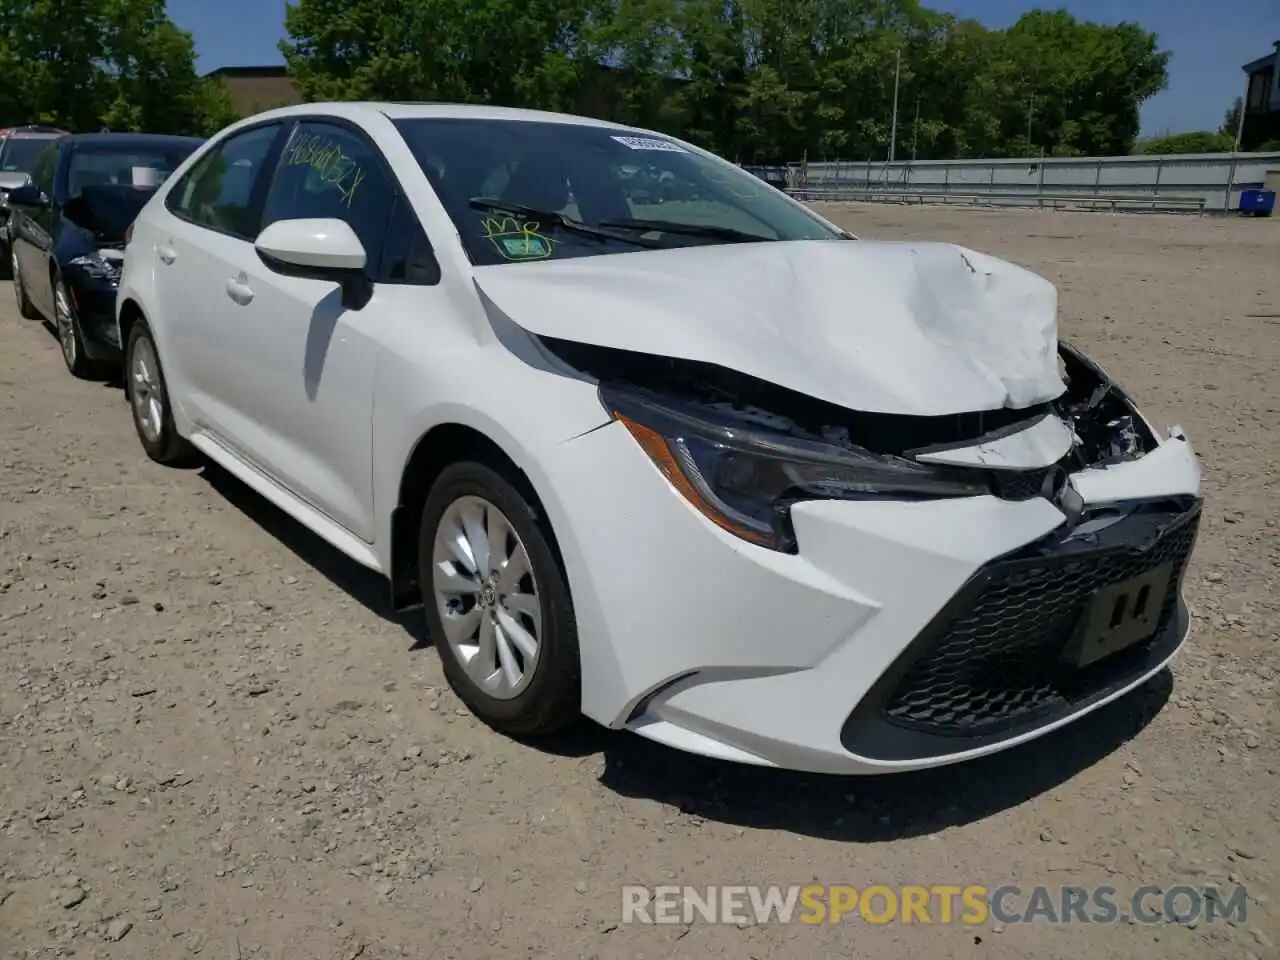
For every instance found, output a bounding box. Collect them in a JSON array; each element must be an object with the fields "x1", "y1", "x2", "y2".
[
  {"x1": 157, "y1": 245, "x2": 177, "y2": 265},
  {"x1": 225, "y1": 277, "x2": 254, "y2": 305}
]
